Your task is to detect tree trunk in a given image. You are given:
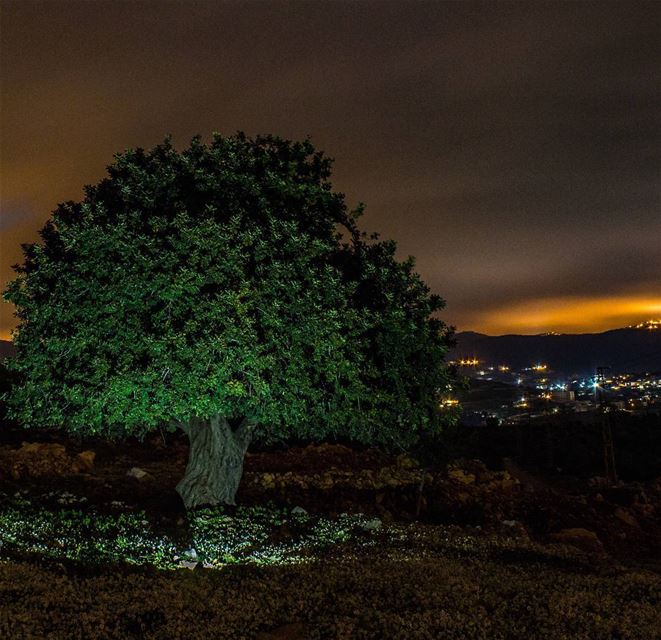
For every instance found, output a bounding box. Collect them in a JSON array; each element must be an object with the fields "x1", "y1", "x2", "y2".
[{"x1": 176, "y1": 415, "x2": 254, "y2": 509}]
